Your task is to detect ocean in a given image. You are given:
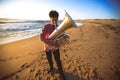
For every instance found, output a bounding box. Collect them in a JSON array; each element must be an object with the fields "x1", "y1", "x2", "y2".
[{"x1": 0, "y1": 20, "x2": 50, "y2": 45}]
